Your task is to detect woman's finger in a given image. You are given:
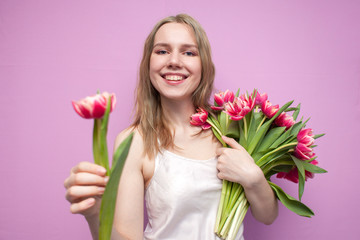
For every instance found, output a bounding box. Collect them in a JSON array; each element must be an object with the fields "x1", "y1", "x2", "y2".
[
  {"x1": 71, "y1": 161, "x2": 107, "y2": 176},
  {"x1": 221, "y1": 136, "x2": 243, "y2": 150},
  {"x1": 70, "y1": 198, "x2": 96, "y2": 214},
  {"x1": 65, "y1": 172, "x2": 109, "y2": 189},
  {"x1": 65, "y1": 185, "x2": 105, "y2": 203}
]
